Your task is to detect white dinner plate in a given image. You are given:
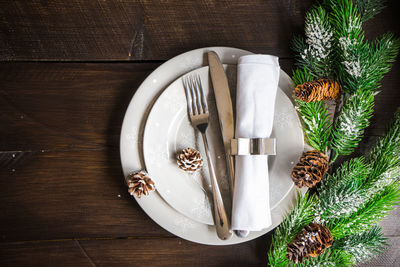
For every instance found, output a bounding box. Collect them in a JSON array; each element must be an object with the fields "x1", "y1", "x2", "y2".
[
  {"x1": 120, "y1": 47, "x2": 305, "y2": 245},
  {"x1": 143, "y1": 65, "x2": 304, "y2": 225}
]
